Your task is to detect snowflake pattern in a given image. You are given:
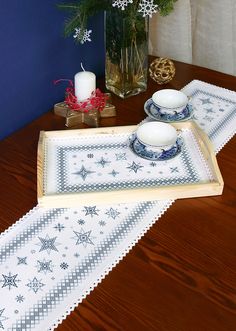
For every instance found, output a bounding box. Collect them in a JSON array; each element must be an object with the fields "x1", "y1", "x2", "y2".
[
  {"x1": 54, "y1": 223, "x2": 65, "y2": 232},
  {"x1": 1, "y1": 273, "x2": 20, "y2": 290},
  {"x1": 36, "y1": 259, "x2": 54, "y2": 275},
  {"x1": 15, "y1": 295, "x2": 25, "y2": 303},
  {"x1": 73, "y1": 28, "x2": 92, "y2": 44},
  {"x1": 17, "y1": 257, "x2": 27, "y2": 265},
  {"x1": 72, "y1": 229, "x2": 95, "y2": 248},
  {"x1": 112, "y1": 0, "x2": 133, "y2": 11},
  {"x1": 83, "y1": 206, "x2": 99, "y2": 217},
  {"x1": 26, "y1": 277, "x2": 45, "y2": 294},
  {"x1": 60, "y1": 262, "x2": 69, "y2": 270},
  {"x1": 126, "y1": 161, "x2": 143, "y2": 173},
  {"x1": 138, "y1": 0, "x2": 158, "y2": 17},
  {"x1": 105, "y1": 208, "x2": 120, "y2": 220},
  {"x1": 73, "y1": 165, "x2": 95, "y2": 181},
  {"x1": 36, "y1": 235, "x2": 60, "y2": 255}
]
